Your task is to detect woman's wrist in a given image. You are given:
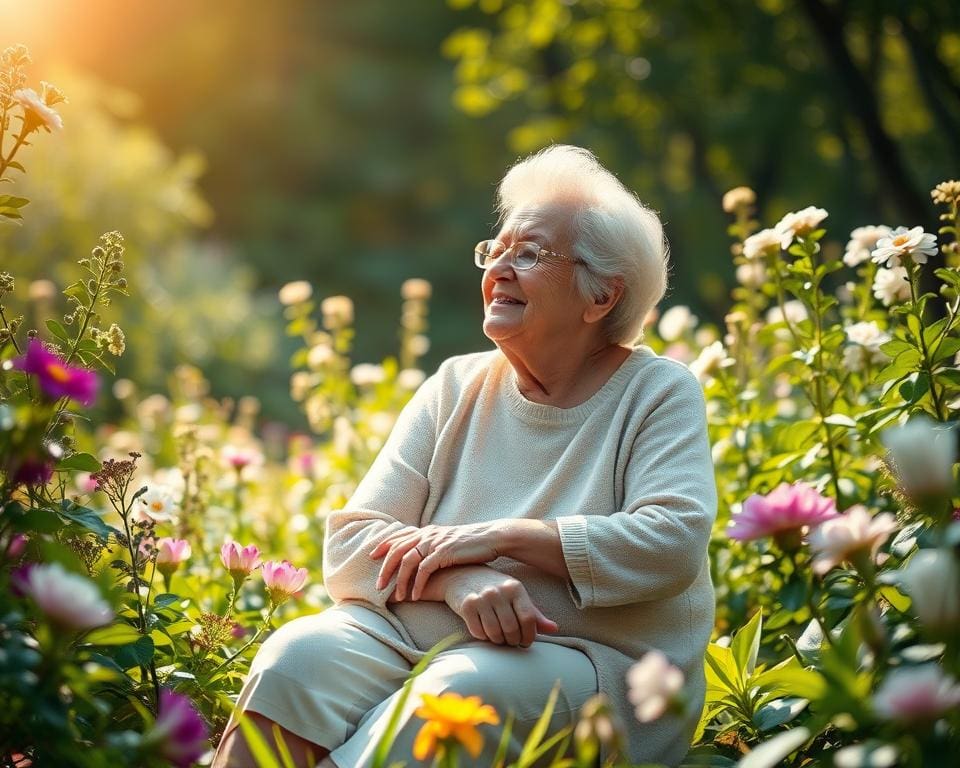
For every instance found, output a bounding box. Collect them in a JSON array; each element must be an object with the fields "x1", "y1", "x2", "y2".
[{"x1": 494, "y1": 519, "x2": 569, "y2": 580}]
